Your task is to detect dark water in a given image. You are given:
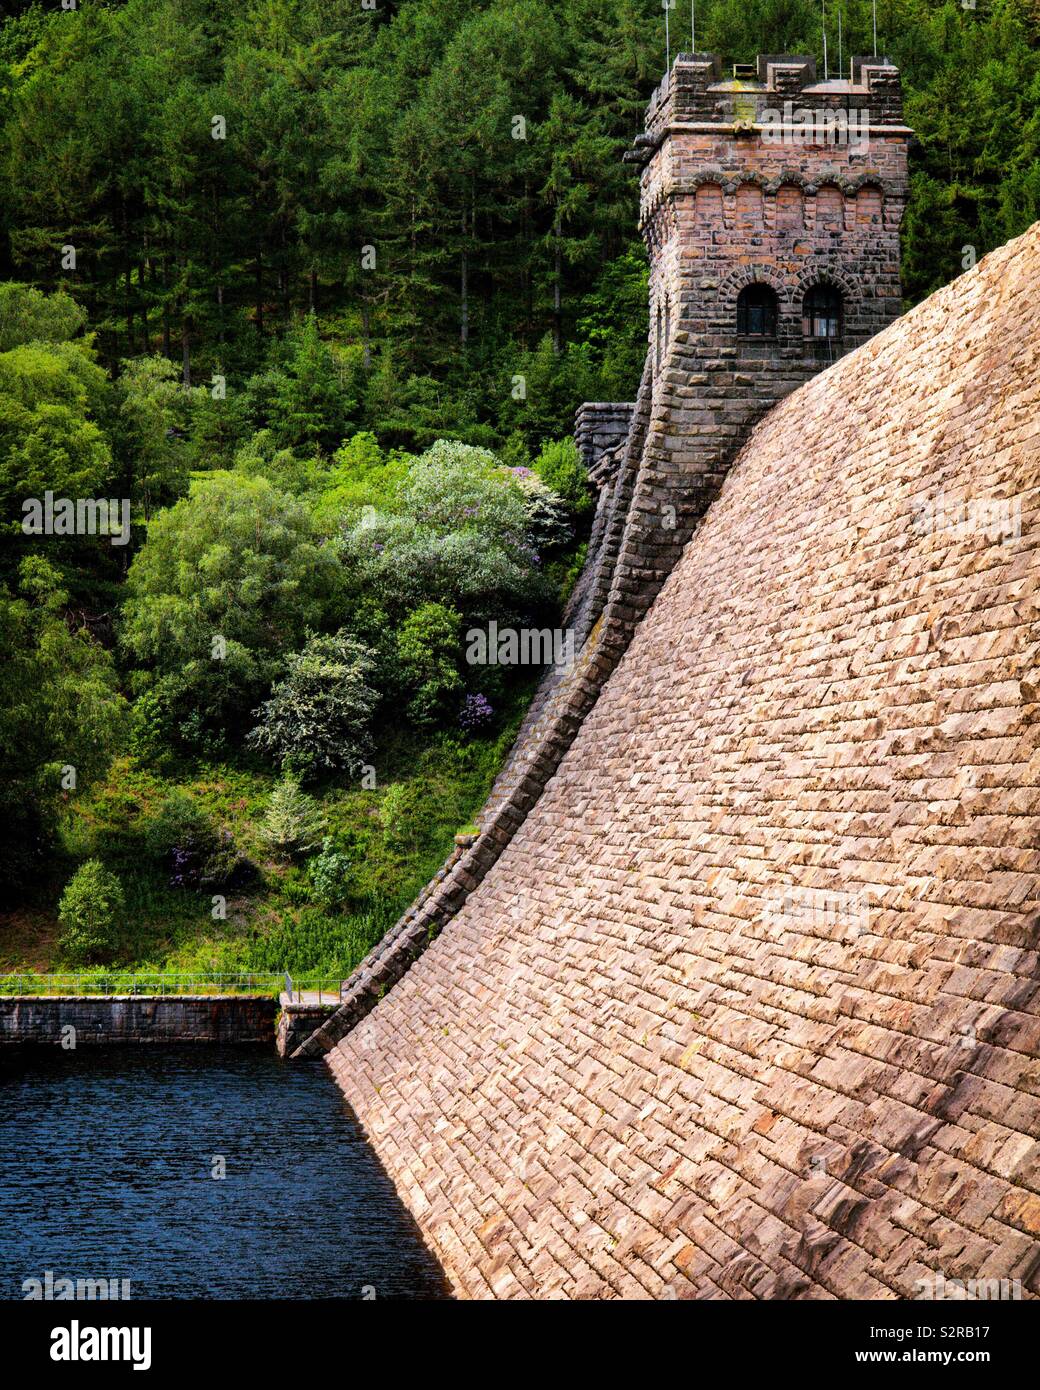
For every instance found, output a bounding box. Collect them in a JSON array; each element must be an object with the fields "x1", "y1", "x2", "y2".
[{"x1": 0, "y1": 1047, "x2": 449, "y2": 1300}]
